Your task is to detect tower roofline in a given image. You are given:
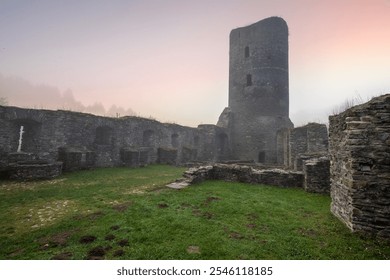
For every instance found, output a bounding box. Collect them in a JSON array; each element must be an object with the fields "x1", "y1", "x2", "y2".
[{"x1": 230, "y1": 16, "x2": 288, "y2": 37}]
